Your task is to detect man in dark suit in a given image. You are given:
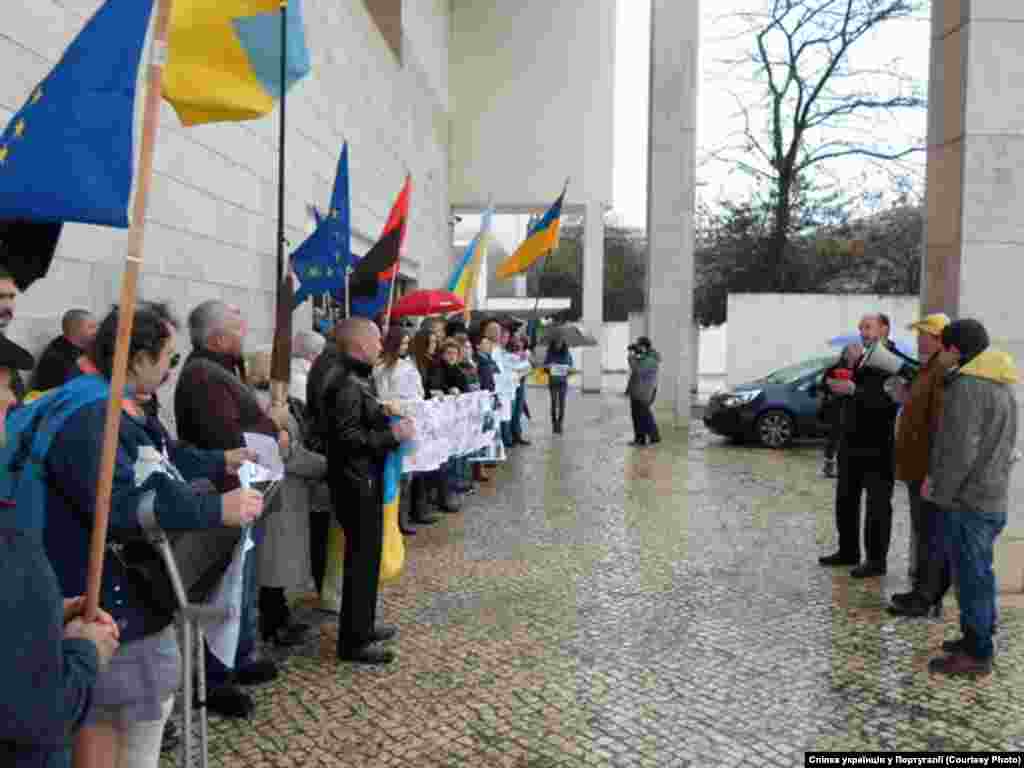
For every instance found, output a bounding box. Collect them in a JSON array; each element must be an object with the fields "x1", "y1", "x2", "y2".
[
  {"x1": 819, "y1": 313, "x2": 903, "y2": 578},
  {"x1": 321, "y1": 318, "x2": 414, "y2": 665}
]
